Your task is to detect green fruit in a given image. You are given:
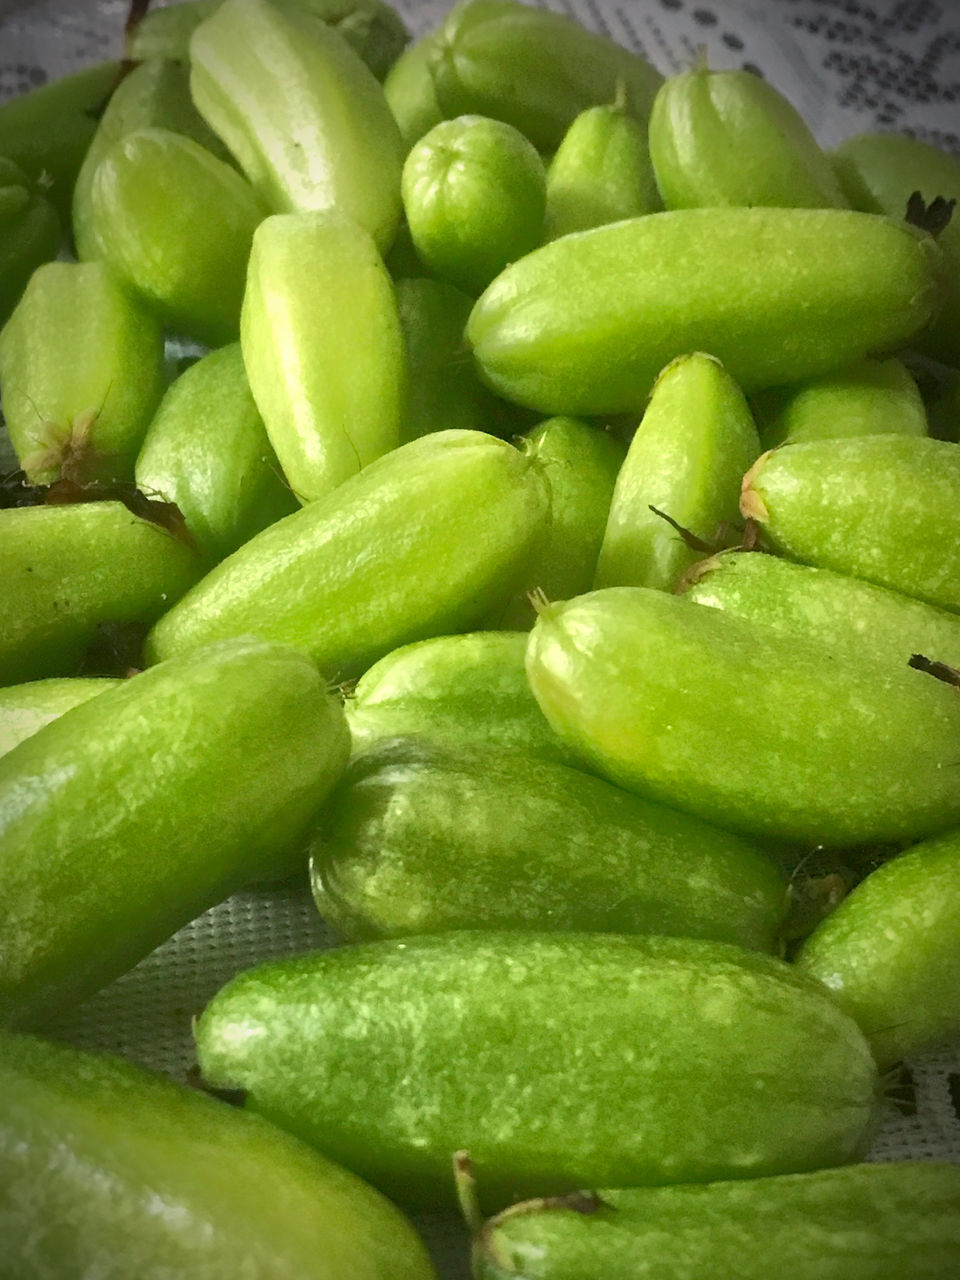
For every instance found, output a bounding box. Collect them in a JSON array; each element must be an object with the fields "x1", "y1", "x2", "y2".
[
  {"x1": 472, "y1": 1163, "x2": 960, "y2": 1280},
  {"x1": 429, "y1": 0, "x2": 663, "y2": 153},
  {"x1": 0, "y1": 638, "x2": 349, "y2": 1027},
  {"x1": 384, "y1": 33, "x2": 446, "y2": 149},
  {"x1": 194, "y1": 931, "x2": 878, "y2": 1208},
  {"x1": 190, "y1": 0, "x2": 404, "y2": 251},
  {"x1": 649, "y1": 66, "x2": 848, "y2": 210},
  {"x1": 0, "y1": 677, "x2": 119, "y2": 759},
  {"x1": 525, "y1": 586, "x2": 960, "y2": 846},
  {"x1": 145, "y1": 430, "x2": 550, "y2": 678},
  {"x1": 402, "y1": 115, "x2": 546, "y2": 296},
  {"x1": 0, "y1": 1031, "x2": 436, "y2": 1279},
  {"x1": 0, "y1": 157, "x2": 61, "y2": 327},
  {"x1": 467, "y1": 209, "x2": 944, "y2": 415},
  {"x1": 310, "y1": 738, "x2": 787, "y2": 950},
  {"x1": 796, "y1": 825, "x2": 960, "y2": 1067},
  {"x1": 0, "y1": 502, "x2": 203, "y2": 687},
  {"x1": 741, "y1": 435, "x2": 960, "y2": 610},
  {"x1": 593, "y1": 353, "x2": 760, "y2": 592},
  {"x1": 240, "y1": 211, "x2": 404, "y2": 503},
  {"x1": 0, "y1": 261, "x2": 166, "y2": 485}
]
